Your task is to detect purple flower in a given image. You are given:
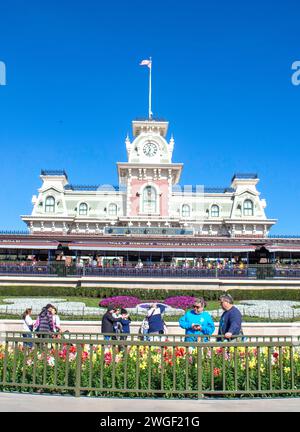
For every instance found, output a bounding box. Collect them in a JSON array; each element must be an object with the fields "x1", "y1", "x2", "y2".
[
  {"x1": 99, "y1": 296, "x2": 140, "y2": 309},
  {"x1": 164, "y1": 296, "x2": 196, "y2": 310}
]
